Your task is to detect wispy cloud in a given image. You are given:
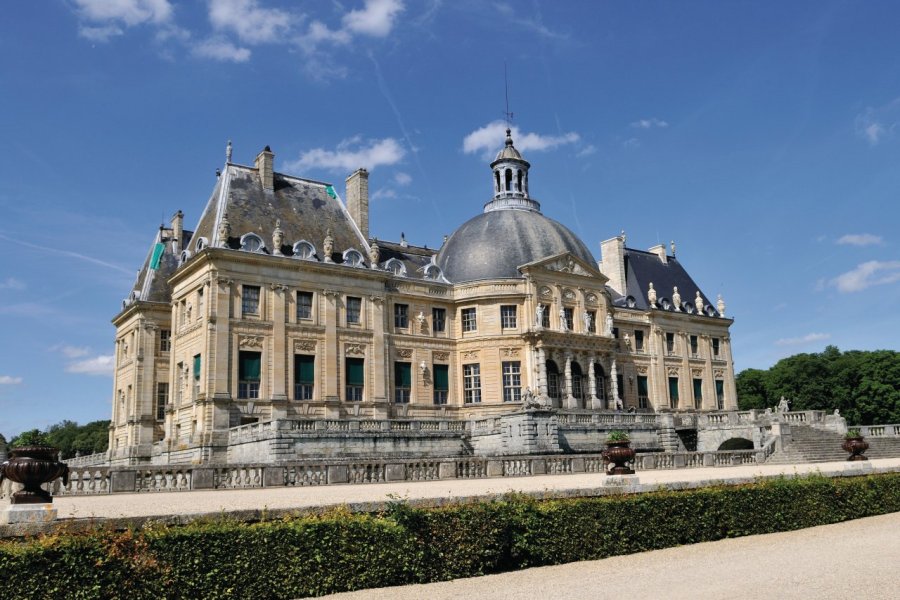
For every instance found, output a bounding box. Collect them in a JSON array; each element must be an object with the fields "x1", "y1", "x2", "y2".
[
  {"x1": 50, "y1": 344, "x2": 92, "y2": 359},
  {"x1": 495, "y1": 2, "x2": 566, "y2": 40},
  {"x1": 284, "y1": 136, "x2": 405, "y2": 173},
  {"x1": 775, "y1": 332, "x2": 831, "y2": 347},
  {"x1": 631, "y1": 117, "x2": 669, "y2": 129},
  {"x1": 208, "y1": 0, "x2": 294, "y2": 44},
  {"x1": 831, "y1": 260, "x2": 900, "y2": 292},
  {"x1": 855, "y1": 99, "x2": 900, "y2": 146},
  {"x1": 74, "y1": 0, "x2": 173, "y2": 41},
  {"x1": 836, "y1": 233, "x2": 883, "y2": 246},
  {"x1": 192, "y1": 37, "x2": 251, "y2": 62},
  {"x1": 462, "y1": 121, "x2": 579, "y2": 158},
  {"x1": 0, "y1": 375, "x2": 23, "y2": 385},
  {"x1": 66, "y1": 355, "x2": 115, "y2": 377},
  {"x1": 576, "y1": 144, "x2": 597, "y2": 157},
  {"x1": 0, "y1": 277, "x2": 26, "y2": 291},
  {"x1": 371, "y1": 188, "x2": 398, "y2": 202},
  {"x1": 0, "y1": 234, "x2": 133, "y2": 276},
  {"x1": 393, "y1": 172, "x2": 412, "y2": 186},
  {"x1": 343, "y1": 0, "x2": 405, "y2": 37},
  {"x1": 622, "y1": 137, "x2": 640, "y2": 149}
]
